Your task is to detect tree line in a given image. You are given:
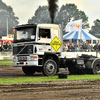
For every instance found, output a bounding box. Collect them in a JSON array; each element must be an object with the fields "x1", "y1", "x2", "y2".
[
  {"x1": 0, "y1": 0, "x2": 100, "y2": 38},
  {"x1": 28, "y1": 4, "x2": 100, "y2": 37},
  {"x1": 0, "y1": 0, "x2": 19, "y2": 36}
]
